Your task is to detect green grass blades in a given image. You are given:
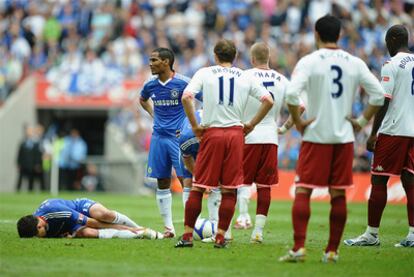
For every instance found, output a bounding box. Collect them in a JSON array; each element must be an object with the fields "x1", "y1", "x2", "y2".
[{"x1": 1, "y1": 192, "x2": 413, "y2": 276}]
